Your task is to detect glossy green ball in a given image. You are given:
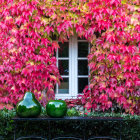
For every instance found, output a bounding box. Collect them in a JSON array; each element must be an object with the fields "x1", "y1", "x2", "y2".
[
  {"x1": 16, "y1": 92, "x2": 41, "y2": 118},
  {"x1": 46, "y1": 100, "x2": 67, "y2": 118}
]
